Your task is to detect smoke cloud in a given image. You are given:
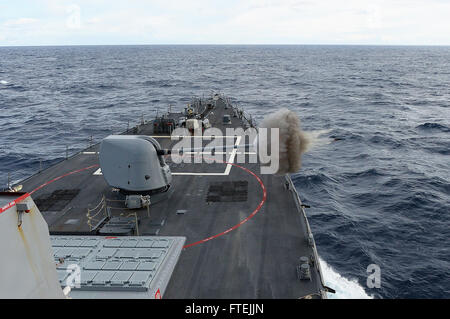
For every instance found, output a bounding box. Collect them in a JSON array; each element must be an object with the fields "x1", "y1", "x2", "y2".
[{"x1": 259, "y1": 108, "x2": 310, "y2": 175}]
